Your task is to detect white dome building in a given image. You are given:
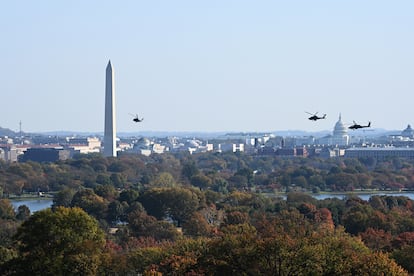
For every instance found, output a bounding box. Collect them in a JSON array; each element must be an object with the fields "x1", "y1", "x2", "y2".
[
  {"x1": 135, "y1": 137, "x2": 151, "y2": 149},
  {"x1": 332, "y1": 114, "x2": 349, "y2": 146},
  {"x1": 401, "y1": 124, "x2": 414, "y2": 138},
  {"x1": 318, "y1": 114, "x2": 349, "y2": 146}
]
